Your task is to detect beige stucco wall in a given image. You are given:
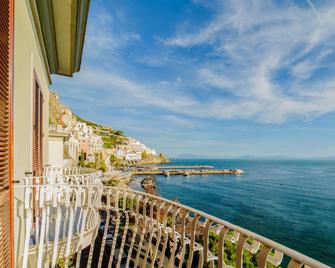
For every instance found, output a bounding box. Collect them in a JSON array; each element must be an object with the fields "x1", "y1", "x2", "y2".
[
  {"x1": 13, "y1": 0, "x2": 50, "y2": 265},
  {"x1": 48, "y1": 137, "x2": 64, "y2": 167},
  {"x1": 13, "y1": 0, "x2": 50, "y2": 182}
]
